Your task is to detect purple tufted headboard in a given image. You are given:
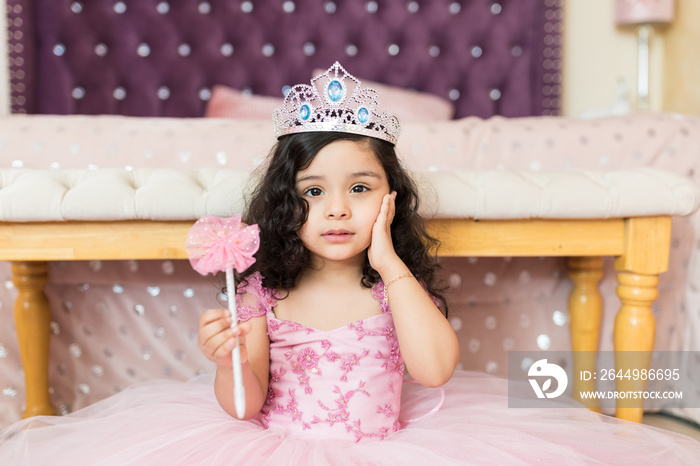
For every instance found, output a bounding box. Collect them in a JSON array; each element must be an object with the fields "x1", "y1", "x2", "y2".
[{"x1": 6, "y1": 0, "x2": 563, "y2": 119}]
